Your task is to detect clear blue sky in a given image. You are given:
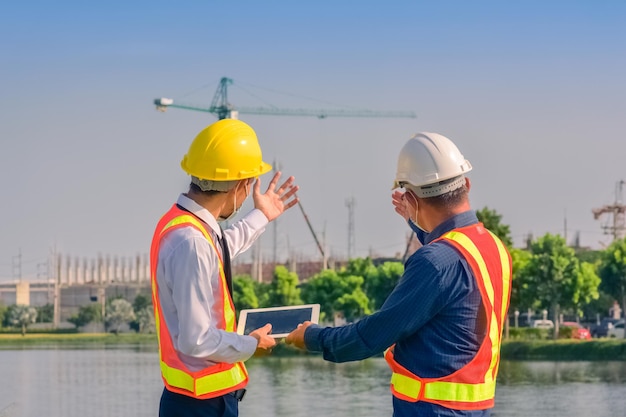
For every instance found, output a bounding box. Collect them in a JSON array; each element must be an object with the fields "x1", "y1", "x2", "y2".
[{"x1": 1, "y1": 1, "x2": 625, "y2": 280}]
